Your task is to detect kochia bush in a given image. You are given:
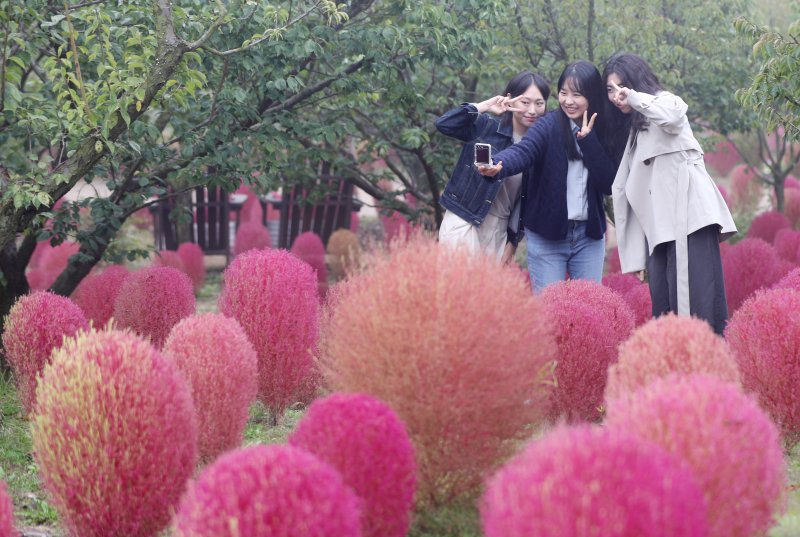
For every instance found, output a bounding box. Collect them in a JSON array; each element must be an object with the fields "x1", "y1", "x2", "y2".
[
  {"x1": 71, "y1": 265, "x2": 131, "y2": 328},
  {"x1": 605, "y1": 375, "x2": 786, "y2": 537},
  {"x1": 539, "y1": 280, "x2": 635, "y2": 422},
  {"x1": 319, "y1": 237, "x2": 555, "y2": 506},
  {"x1": 773, "y1": 228, "x2": 800, "y2": 263},
  {"x1": 289, "y1": 393, "x2": 417, "y2": 537},
  {"x1": 622, "y1": 282, "x2": 652, "y2": 327},
  {"x1": 747, "y1": 210, "x2": 791, "y2": 244},
  {"x1": 163, "y1": 314, "x2": 258, "y2": 463},
  {"x1": 1, "y1": 291, "x2": 89, "y2": 413},
  {"x1": 174, "y1": 445, "x2": 362, "y2": 537},
  {"x1": 31, "y1": 329, "x2": 198, "y2": 537},
  {"x1": 218, "y1": 248, "x2": 319, "y2": 423},
  {"x1": 327, "y1": 228, "x2": 361, "y2": 280},
  {"x1": 480, "y1": 425, "x2": 709, "y2": 537},
  {"x1": 0, "y1": 480, "x2": 17, "y2": 537},
  {"x1": 233, "y1": 223, "x2": 272, "y2": 256},
  {"x1": 152, "y1": 249, "x2": 186, "y2": 273},
  {"x1": 605, "y1": 314, "x2": 739, "y2": 402},
  {"x1": 773, "y1": 267, "x2": 800, "y2": 291},
  {"x1": 721, "y1": 238, "x2": 794, "y2": 312},
  {"x1": 725, "y1": 287, "x2": 800, "y2": 447},
  {"x1": 177, "y1": 242, "x2": 206, "y2": 292},
  {"x1": 292, "y1": 231, "x2": 329, "y2": 298},
  {"x1": 113, "y1": 266, "x2": 196, "y2": 348}
]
